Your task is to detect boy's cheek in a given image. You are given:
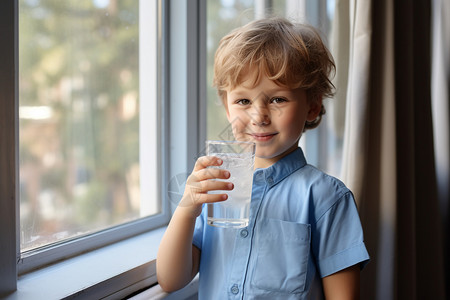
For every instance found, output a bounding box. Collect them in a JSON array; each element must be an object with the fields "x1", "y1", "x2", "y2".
[
  {"x1": 231, "y1": 129, "x2": 245, "y2": 141},
  {"x1": 228, "y1": 115, "x2": 246, "y2": 129},
  {"x1": 230, "y1": 127, "x2": 249, "y2": 142}
]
